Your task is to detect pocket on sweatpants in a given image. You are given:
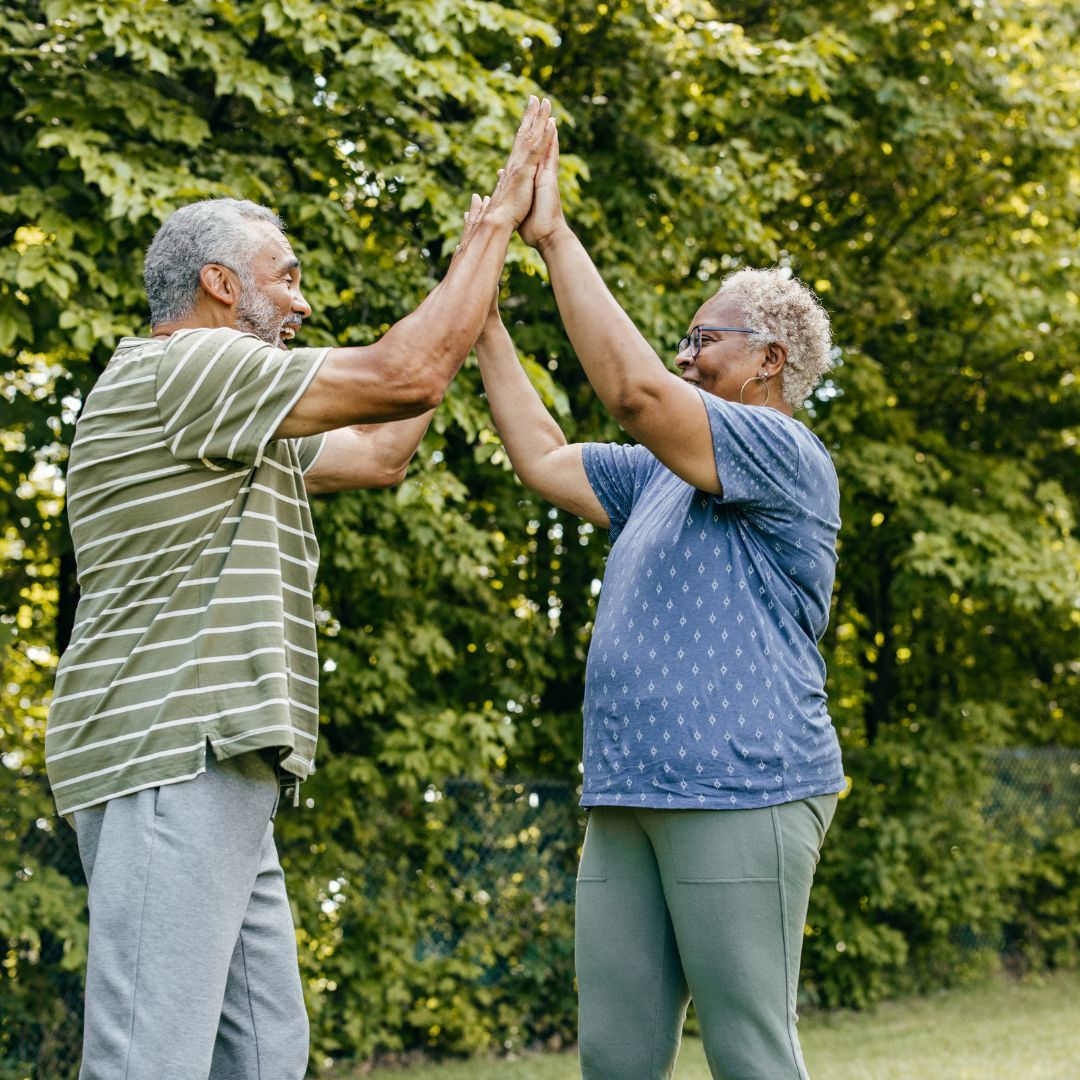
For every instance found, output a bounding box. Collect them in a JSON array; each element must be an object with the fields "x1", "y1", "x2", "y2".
[
  {"x1": 795, "y1": 793, "x2": 839, "y2": 863},
  {"x1": 667, "y1": 807, "x2": 780, "y2": 883},
  {"x1": 153, "y1": 772, "x2": 197, "y2": 818},
  {"x1": 805, "y1": 792, "x2": 838, "y2": 842},
  {"x1": 576, "y1": 815, "x2": 607, "y2": 882},
  {"x1": 153, "y1": 780, "x2": 170, "y2": 818}
]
